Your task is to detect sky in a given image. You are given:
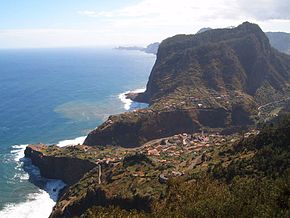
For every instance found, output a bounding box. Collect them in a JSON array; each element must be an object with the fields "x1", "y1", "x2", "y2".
[{"x1": 0, "y1": 0, "x2": 290, "y2": 48}]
